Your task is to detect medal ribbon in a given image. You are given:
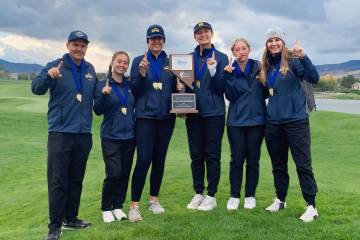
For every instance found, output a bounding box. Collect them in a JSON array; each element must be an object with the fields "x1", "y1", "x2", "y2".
[
  {"x1": 194, "y1": 47, "x2": 215, "y2": 81},
  {"x1": 267, "y1": 63, "x2": 281, "y2": 88},
  {"x1": 147, "y1": 51, "x2": 166, "y2": 82},
  {"x1": 65, "y1": 53, "x2": 86, "y2": 93},
  {"x1": 111, "y1": 80, "x2": 129, "y2": 108},
  {"x1": 232, "y1": 60, "x2": 251, "y2": 78}
]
